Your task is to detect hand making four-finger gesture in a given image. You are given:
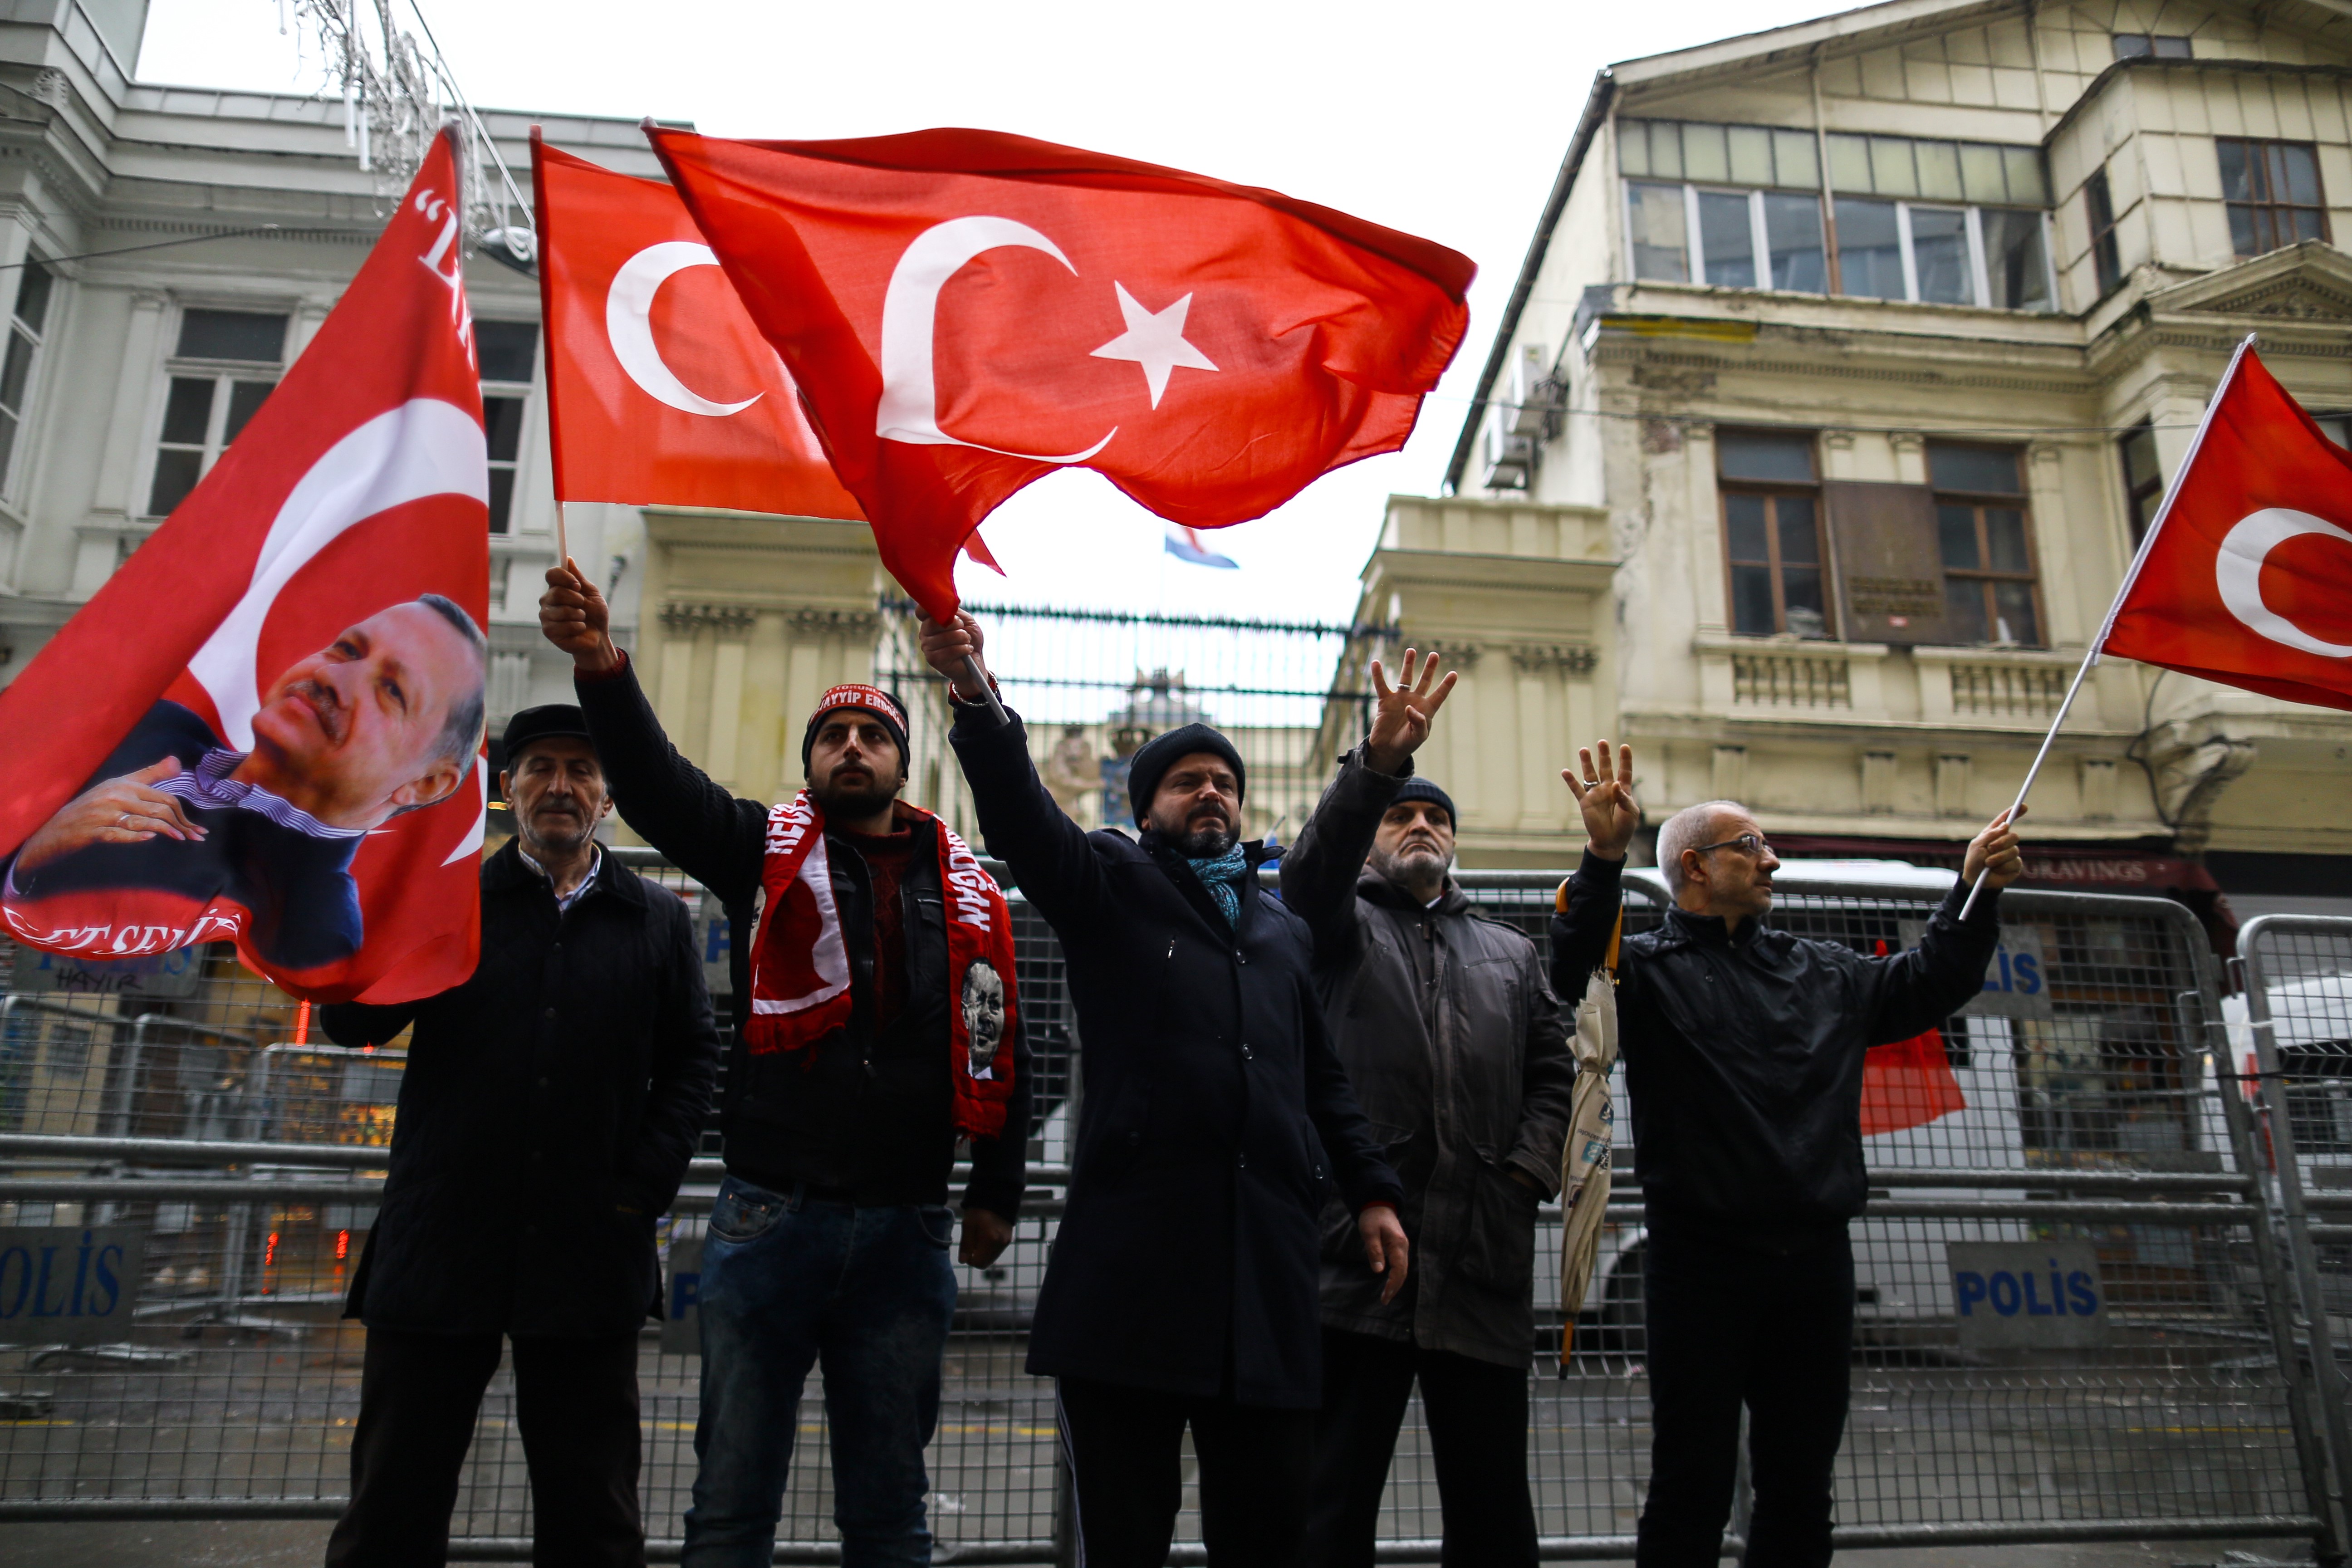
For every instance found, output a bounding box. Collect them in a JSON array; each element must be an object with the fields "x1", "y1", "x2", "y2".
[
  {"x1": 1361, "y1": 648, "x2": 1460, "y2": 775},
  {"x1": 1562, "y1": 738, "x2": 1639, "y2": 861}
]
